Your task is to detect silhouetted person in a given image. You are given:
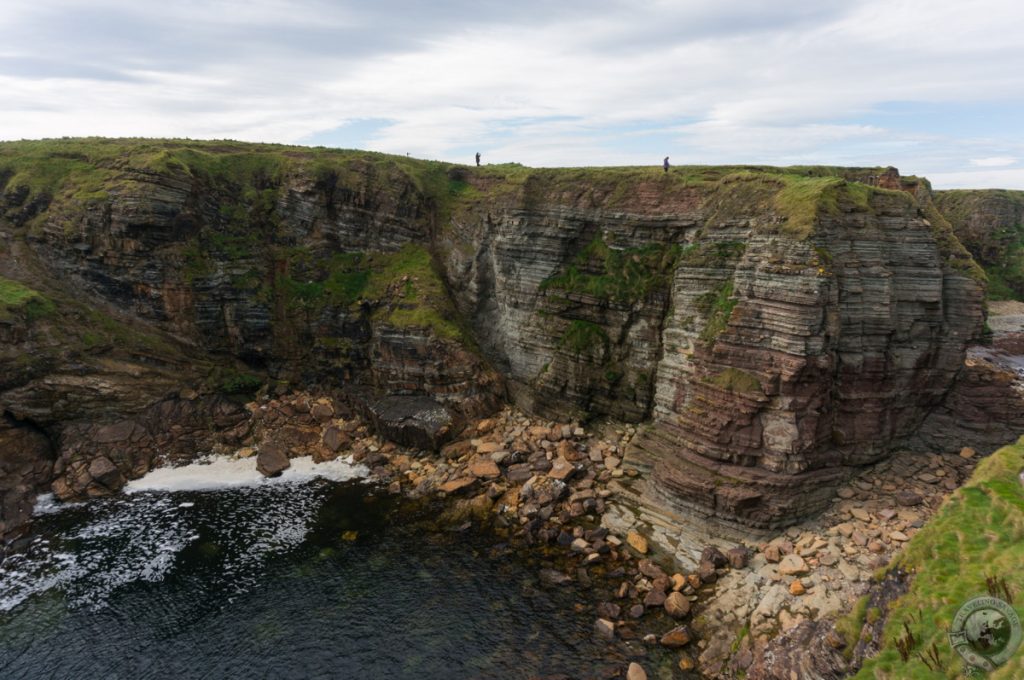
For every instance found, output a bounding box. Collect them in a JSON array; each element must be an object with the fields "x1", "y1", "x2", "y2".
[
  {"x1": 476, "y1": 152, "x2": 481, "y2": 167},
  {"x1": 663, "y1": 156, "x2": 670, "y2": 173}
]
